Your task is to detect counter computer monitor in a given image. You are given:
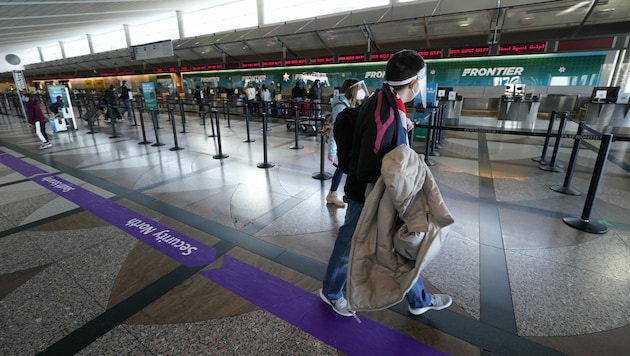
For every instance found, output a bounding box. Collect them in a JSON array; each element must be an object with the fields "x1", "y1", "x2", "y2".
[
  {"x1": 591, "y1": 86, "x2": 620, "y2": 103},
  {"x1": 437, "y1": 87, "x2": 453, "y2": 100}
]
